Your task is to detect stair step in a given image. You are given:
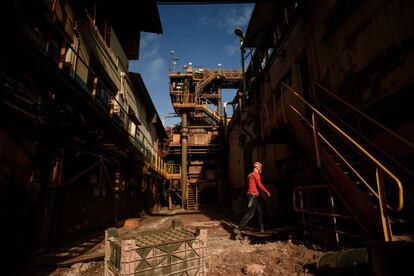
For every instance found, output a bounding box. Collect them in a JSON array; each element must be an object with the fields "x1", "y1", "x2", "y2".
[
  {"x1": 390, "y1": 218, "x2": 408, "y2": 224},
  {"x1": 335, "y1": 161, "x2": 371, "y2": 166},
  {"x1": 343, "y1": 170, "x2": 374, "y2": 176},
  {"x1": 322, "y1": 146, "x2": 355, "y2": 155}
]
